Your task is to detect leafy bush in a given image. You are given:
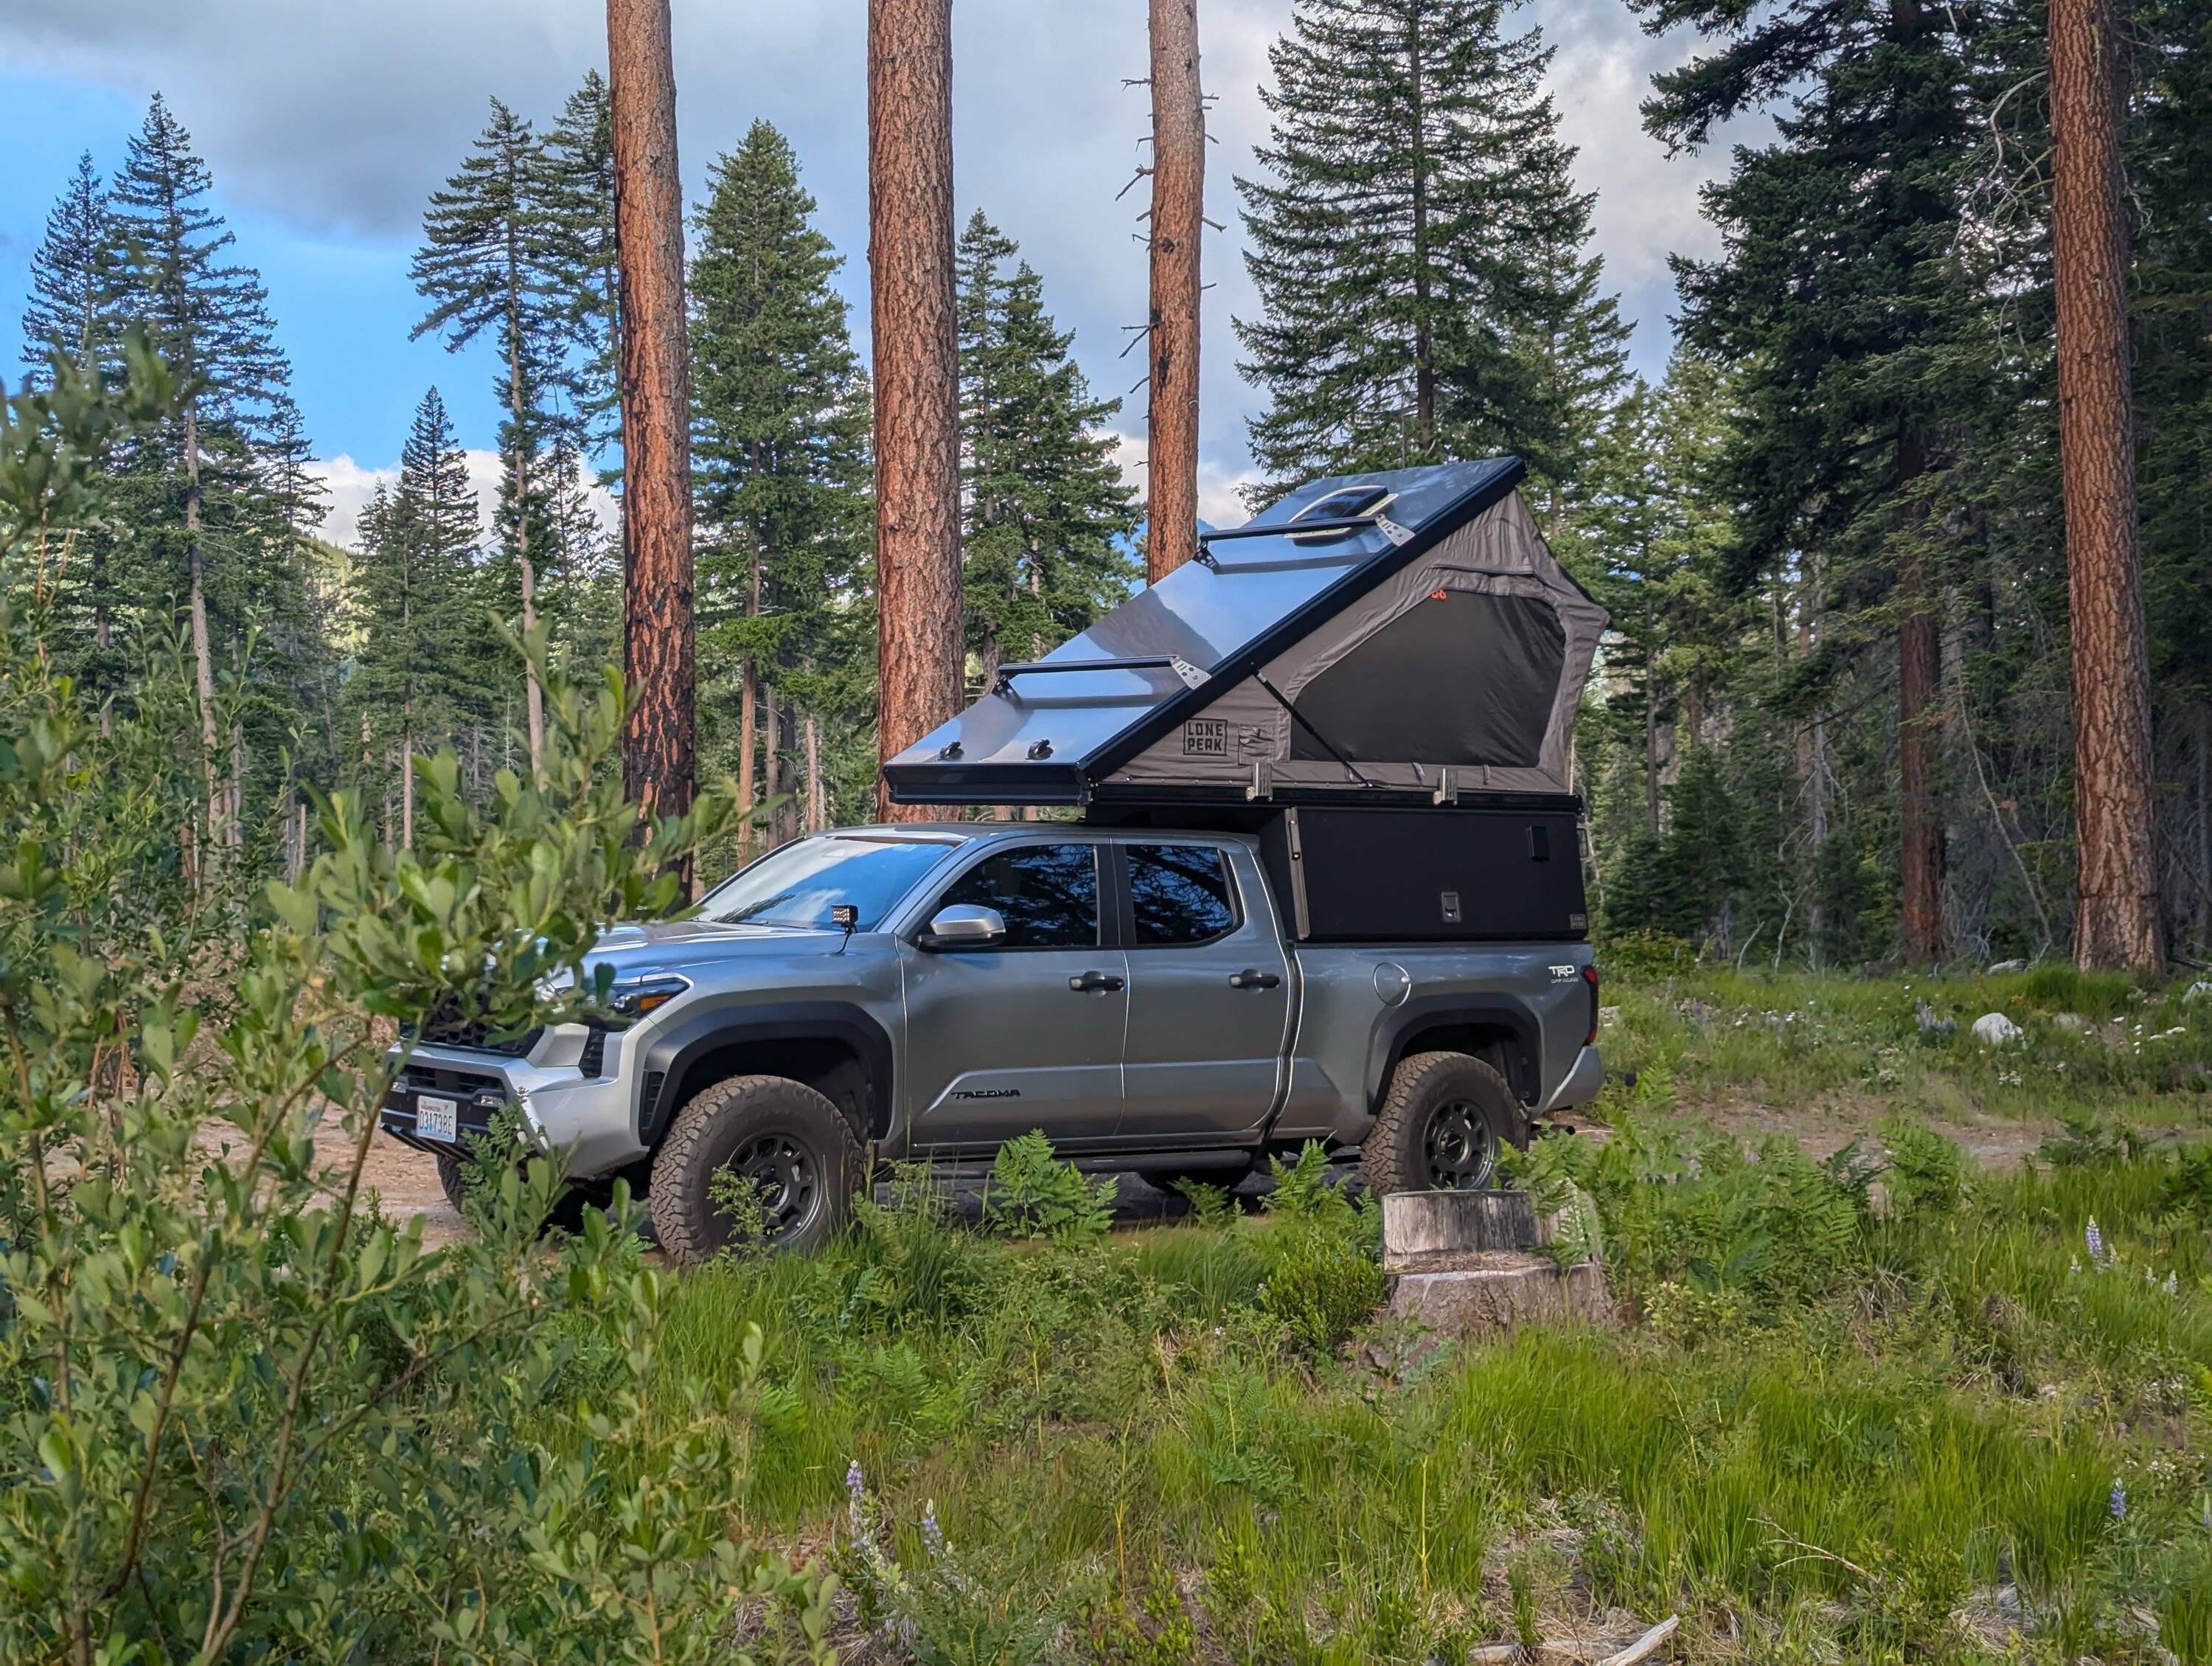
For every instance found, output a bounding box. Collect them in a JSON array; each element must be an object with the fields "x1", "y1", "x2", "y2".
[
  {"x1": 0, "y1": 355, "x2": 835, "y2": 1664},
  {"x1": 1251, "y1": 1144, "x2": 1383, "y2": 1356},
  {"x1": 1599, "y1": 926, "x2": 1698, "y2": 980},
  {"x1": 982, "y1": 1128, "x2": 1118, "y2": 1243}
]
